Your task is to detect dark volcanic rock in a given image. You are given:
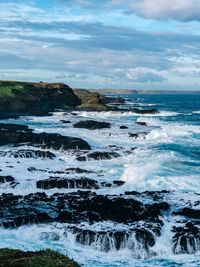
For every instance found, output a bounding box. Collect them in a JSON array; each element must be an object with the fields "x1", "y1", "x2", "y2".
[
  {"x1": 0, "y1": 191, "x2": 169, "y2": 228},
  {"x1": 67, "y1": 226, "x2": 158, "y2": 253},
  {"x1": 172, "y1": 222, "x2": 200, "y2": 254},
  {"x1": 129, "y1": 133, "x2": 139, "y2": 138},
  {"x1": 173, "y1": 208, "x2": 200, "y2": 219},
  {"x1": 74, "y1": 120, "x2": 111, "y2": 130},
  {"x1": 113, "y1": 180, "x2": 125, "y2": 187},
  {"x1": 132, "y1": 108, "x2": 159, "y2": 114},
  {"x1": 36, "y1": 177, "x2": 99, "y2": 190},
  {"x1": 136, "y1": 122, "x2": 147, "y2": 126},
  {"x1": 0, "y1": 149, "x2": 56, "y2": 159},
  {"x1": 0, "y1": 176, "x2": 15, "y2": 184},
  {"x1": 76, "y1": 151, "x2": 120, "y2": 161},
  {"x1": 0, "y1": 123, "x2": 91, "y2": 150},
  {"x1": 120, "y1": 125, "x2": 128, "y2": 129},
  {"x1": 60, "y1": 120, "x2": 71, "y2": 124}
]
